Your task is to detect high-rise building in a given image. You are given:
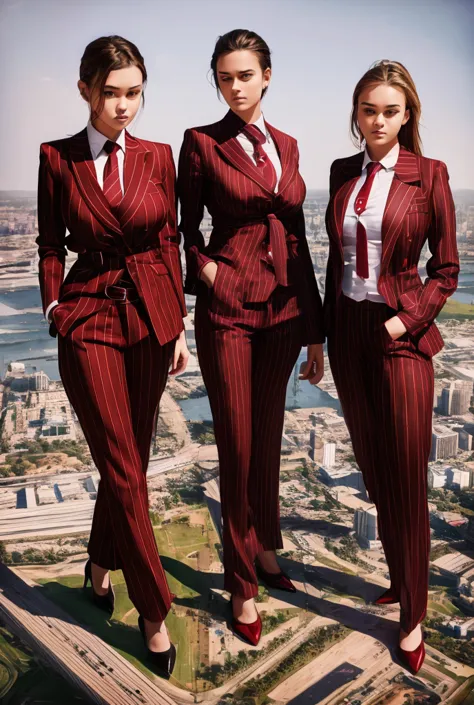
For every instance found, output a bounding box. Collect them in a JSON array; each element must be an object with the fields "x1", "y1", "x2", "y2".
[
  {"x1": 320, "y1": 464, "x2": 366, "y2": 494},
  {"x1": 446, "y1": 467, "x2": 471, "y2": 490},
  {"x1": 439, "y1": 381, "x2": 472, "y2": 416},
  {"x1": 428, "y1": 466, "x2": 448, "y2": 489},
  {"x1": 430, "y1": 425, "x2": 459, "y2": 461},
  {"x1": 30, "y1": 370, "x2": 49, "y2": 391},
  {"x1": 322, "y1": 442, "x2": 336, "y2": 468},
  {"x1": 354, "y1": 505, "x2": 381, "y2": 549}
]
